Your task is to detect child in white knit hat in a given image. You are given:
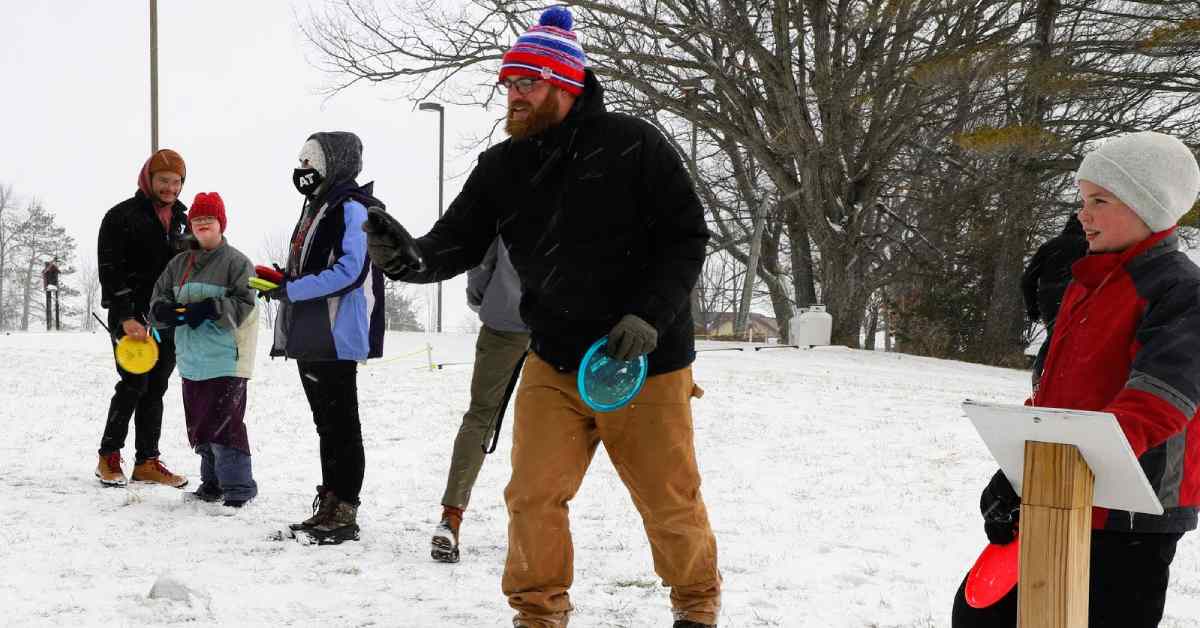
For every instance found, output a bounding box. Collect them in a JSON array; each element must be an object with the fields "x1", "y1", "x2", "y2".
[{"x1": 954, "y1": 131, "x2": 1200, "y2": 626}]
